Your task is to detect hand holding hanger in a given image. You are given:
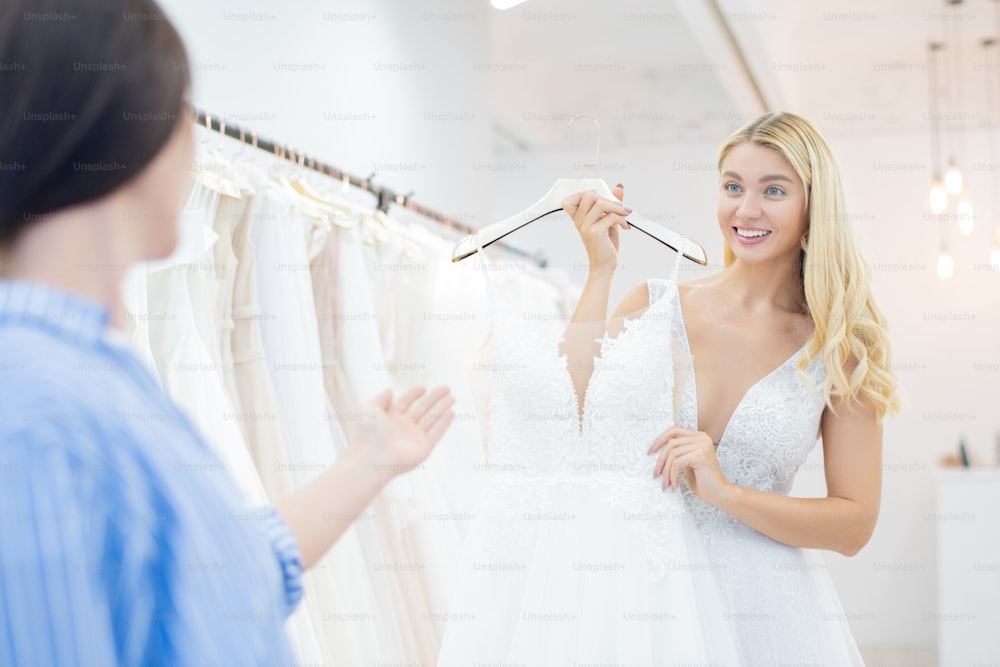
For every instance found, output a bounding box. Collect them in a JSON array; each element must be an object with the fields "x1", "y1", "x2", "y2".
[{"x1": 561, "y1": 183, "x2": 631, "y2": 273}]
